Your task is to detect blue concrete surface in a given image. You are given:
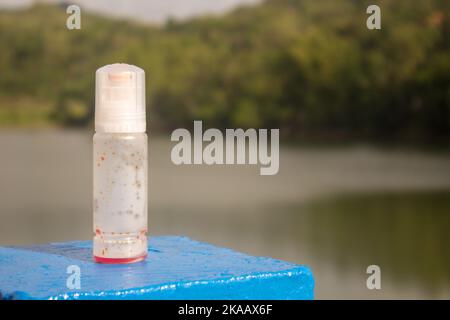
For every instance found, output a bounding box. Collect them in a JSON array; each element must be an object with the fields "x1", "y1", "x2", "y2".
[{"x1": 0, "y1": 236, "x2": 314, "y2": 300}]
